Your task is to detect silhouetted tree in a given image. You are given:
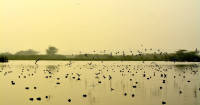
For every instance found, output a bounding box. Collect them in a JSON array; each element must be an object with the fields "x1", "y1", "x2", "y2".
[
  {"x1": 0, "y1": 56, "x2": 8, "y2": 62},
  {"x1": 169, "y1": 49, "x2": 200, "y2": 62},
  {"x1": 15, "y1": 49, "x2": 39, "y2": 55},
  {"x1": 46, "y1": 46, "x2": 58, "y2": 55}
]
